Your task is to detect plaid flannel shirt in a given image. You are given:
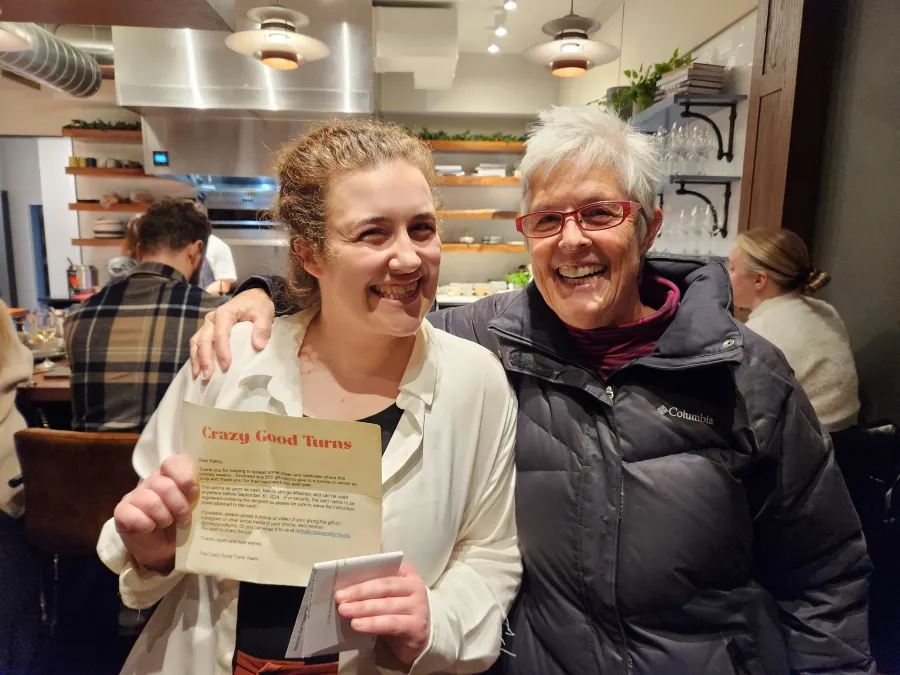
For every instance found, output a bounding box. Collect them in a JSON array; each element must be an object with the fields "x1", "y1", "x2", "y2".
[{"x1": 65, "y1": 262, "x2": 226, "y2": 432}]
